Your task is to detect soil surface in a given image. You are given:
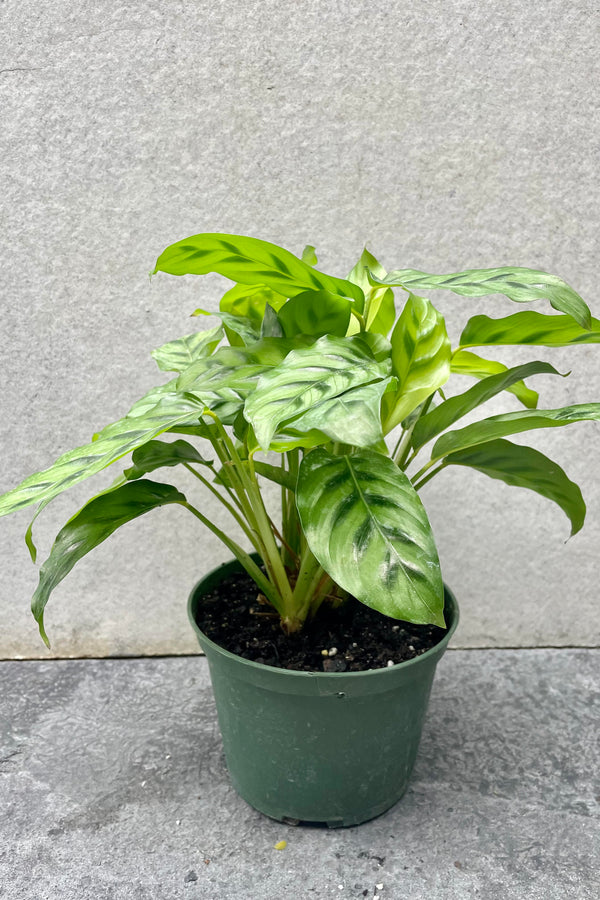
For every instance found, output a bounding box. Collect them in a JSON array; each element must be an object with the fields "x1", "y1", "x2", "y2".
[{"x1": 194, "y1": 570, "x2": 449, "y2": 673}]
